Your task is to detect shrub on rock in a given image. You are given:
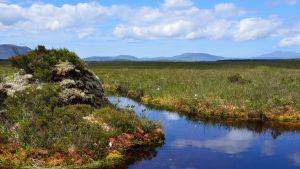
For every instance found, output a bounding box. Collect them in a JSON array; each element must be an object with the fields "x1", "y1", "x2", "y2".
[{"x1": 8, "y1": 46, "x2": 108, "y2": 107}]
